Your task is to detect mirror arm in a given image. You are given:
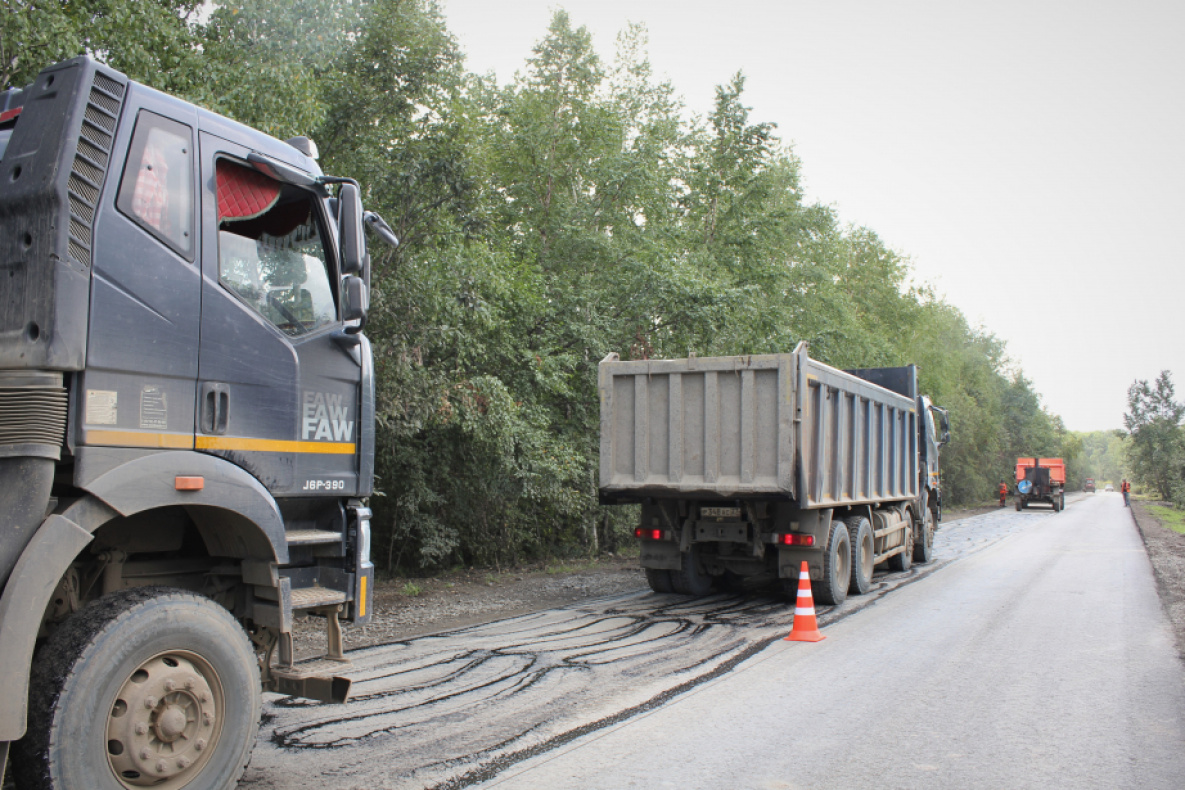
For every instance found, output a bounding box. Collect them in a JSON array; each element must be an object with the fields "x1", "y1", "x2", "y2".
[
  {"x1": 345, "y1": 314, "x2": 367, "y2": 336},
  {"x1": 363, "y1": 211, "x2": 399, "y2": 248}
]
